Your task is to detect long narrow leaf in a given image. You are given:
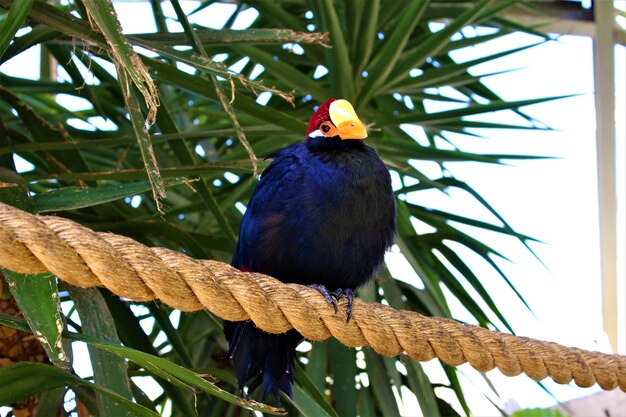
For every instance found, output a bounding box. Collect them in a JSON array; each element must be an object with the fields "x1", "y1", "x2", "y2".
[
  {"x1": 387, "y1": 96, "x2": 573, "y2": 125},
  {"x1": 318, "y1": 0, "x2": 354, "y2": 100},
  {"x1": 68, "y1": 285, "x2": 134, "y2": 417},
  {"x1": 81, "y1": 0, "x2": 158, "y2": 123},
  {"x1": 295, "y1": 361, "x2": 339, "y2": 417},
  {"x1": 360, "y1": 0, "x2": 429, "y2": 102},
  {"x1": 91, "y1": 341, "x2": 285, "y2": 415},
  {"x1": 3, "y1": 270, "x2": 69, "y2": 369},
  {"x1": 385, "y1": 0, "x2": 495, "y2": 88},
  {"x1": 363, "y1": 350, "x2": 401, "y2": 417},
  {"x1": 116, "y1": 67, "x2": 166, "y2": 212},
  {"x1": 125, "y1": 28, "x2": 329, "y2": 46},
  {"x1": 0, "y1": 312, "x2": 285, "y2": 415},
  {"x1": 354, "y1": 0, "x2": 379, "y2": 76},
  {"x1": 0, "y1": 0, "x2": 35, "y2": 59},
  {"x1": 330, "y1": 339, "x2": 357, "y2": 417},
  {"x1": 287, "y1": 384, "x2": 334, "y2": 417},
  {"x1": 31, "y1": 178, "x2": 190, "y2": 213},
  {"x1": 0, "y1": 362, "x2": 158, "y2": 417}
]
